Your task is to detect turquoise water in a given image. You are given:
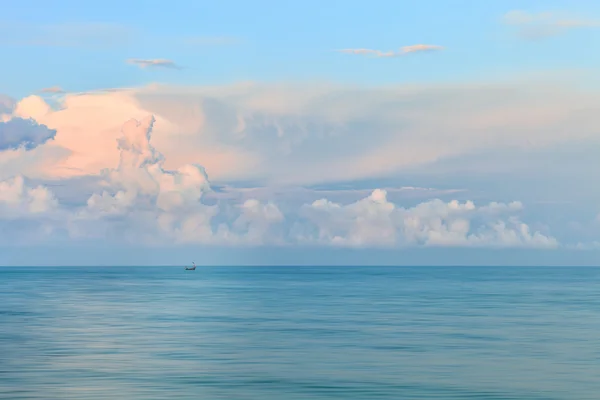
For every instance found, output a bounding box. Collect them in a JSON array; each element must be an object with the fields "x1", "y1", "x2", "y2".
[{"x1": 1, "y1": 266, "x2": 600, "y2": 399}]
